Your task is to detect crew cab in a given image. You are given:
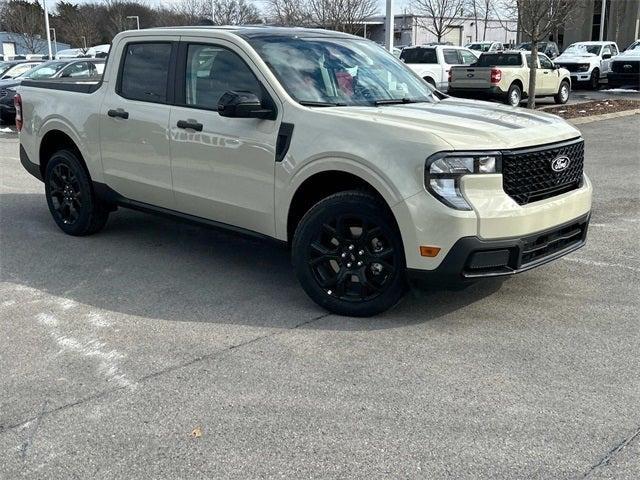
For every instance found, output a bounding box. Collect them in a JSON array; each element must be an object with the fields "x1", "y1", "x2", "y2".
[
  {"x1": 555, "y1": 41, "x2": 619, "y2": 89},
  {"x1": 449, "y1": 51, "x2": 572, "y2": 106},
  {"x1": 400, "y1": 45, "x2": 478, "y2": 91},
  {"x1": 607, "y1": 40, "x2": 640, "y2": 89},
  {"x1": 17, "y1": 27, "x2": 592, "y2": 316}
]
